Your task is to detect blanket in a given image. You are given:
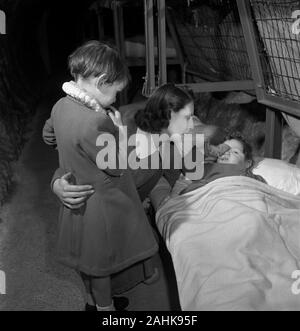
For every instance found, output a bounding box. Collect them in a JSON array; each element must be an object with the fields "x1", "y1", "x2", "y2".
[{"x1": 156, "y1": 176, "x2": 300, "y2": 311}]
